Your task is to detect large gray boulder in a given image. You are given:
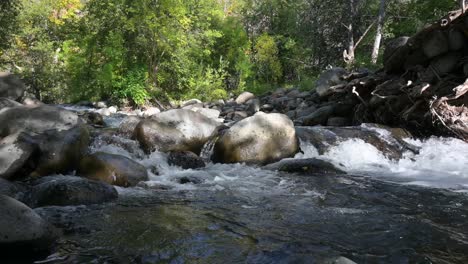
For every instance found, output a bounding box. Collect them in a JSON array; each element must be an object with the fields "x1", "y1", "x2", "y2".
[
  {"x1": 213, "y1": 112, "x2": 299, "y2": 164},
  {"x1": 315, "y1": 68, "x2": 347, "y2": 97},
  {"x1": 0, "y1": 105, "x2": 80, "y2": 136},
  {"x1": 27, "y1": 175, "x2": 118, "y2": 207},
  {"x1": 0, "y1": 195, "x2": 57, "y2": 254},
  {"x1": 78, "y1": 152, "x2": 148, "y2": 187},
  {"x1": 0, "y1": 105, "x2": 89, "y2": 178},
  {"x1": 0, "y1": 72, "x2": 26, "y2": 101},
  {"x1": 134, "y1": 109, "x2": 222, "y2": 154}
]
